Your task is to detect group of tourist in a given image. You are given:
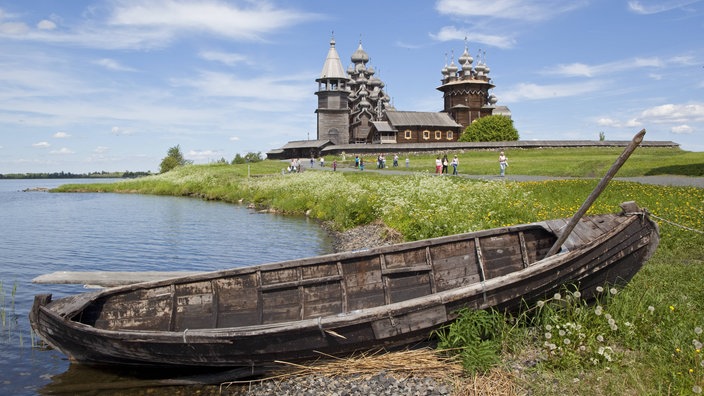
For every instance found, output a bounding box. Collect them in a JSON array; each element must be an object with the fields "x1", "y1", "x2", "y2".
[
  {"x1": 434, "y1": 154, "x2": 460, "y2": 175},
  {"x1": 434, "y1": 151, "x2": 508, "y2": 176},
  {"x1": 291, "y1": 151, "x2": 508, "y2": 176}
]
